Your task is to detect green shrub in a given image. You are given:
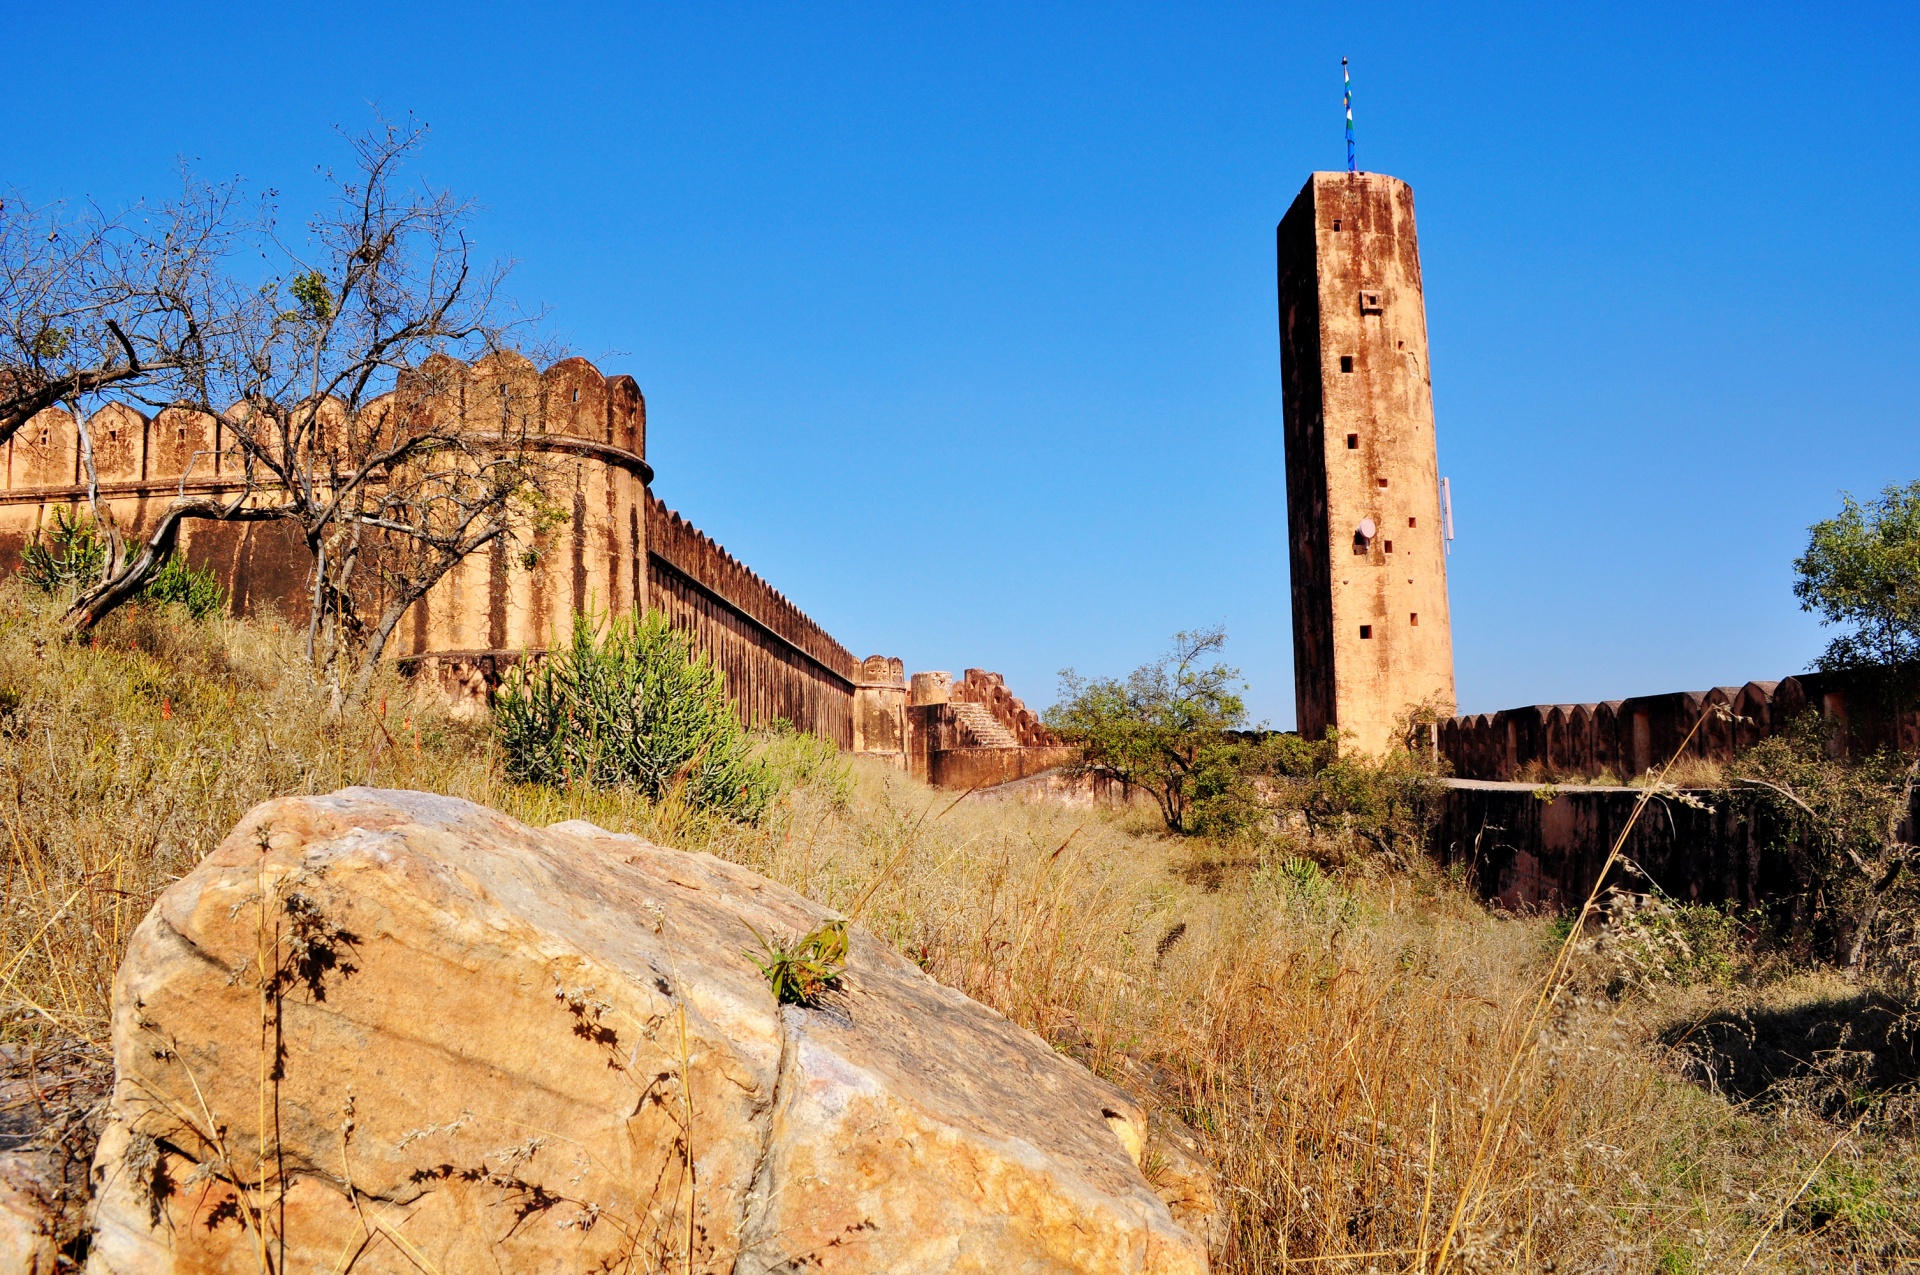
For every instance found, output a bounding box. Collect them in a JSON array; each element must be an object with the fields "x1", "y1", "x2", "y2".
[
  {"x1": 493, "y1": 610, "x2": 778, "y2": 822},
  {"x1": 1798, "y1": 1162, "x2": 1891, "y2": 1236},
  {"x1": 1587, "y1": 887, "x2": 1744, "y2": 992},
  {"x1": 139, "y1": 554, "x2": 227, "y2": 619},
  {"x1": 20, "y1": 511, "x2": 226, "y2": 619},
  {"x1": 20, "y1": 508, "x2": 105, "y2": 597}
]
